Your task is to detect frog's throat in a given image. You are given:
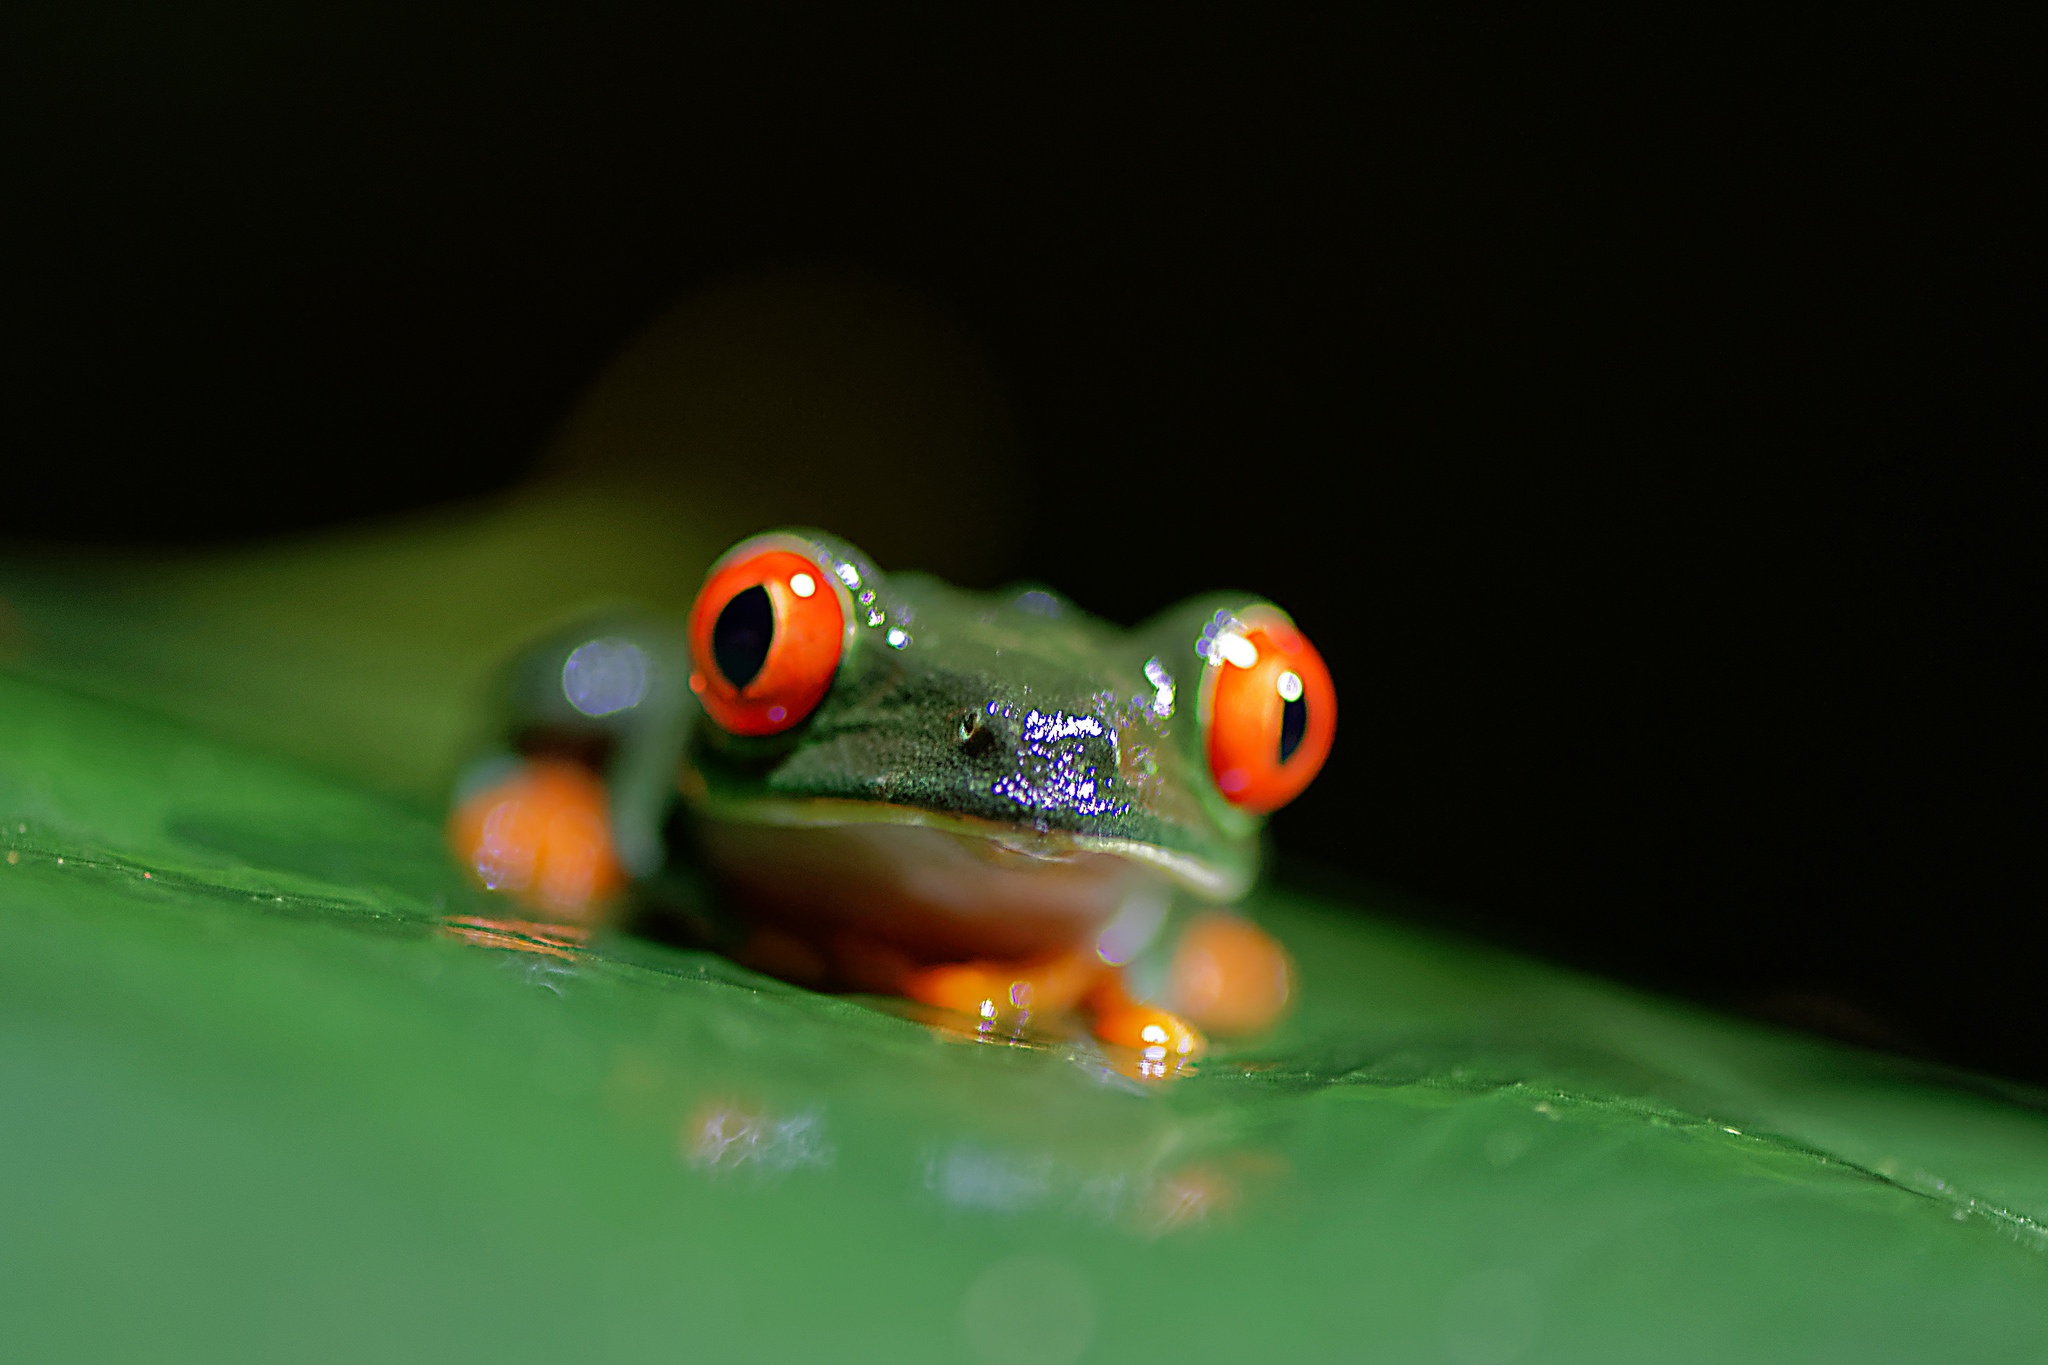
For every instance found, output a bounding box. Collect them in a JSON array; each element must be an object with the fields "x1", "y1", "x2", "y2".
[{"x1": 680, "y1": 790, "x2": 1253, "y2": 903}]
